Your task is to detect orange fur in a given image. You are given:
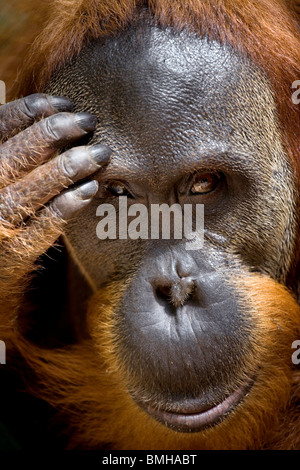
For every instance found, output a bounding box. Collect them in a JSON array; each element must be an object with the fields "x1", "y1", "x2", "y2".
[
  {"x1": 12, "y1": 275, "x2": 300, "y2": 449},
  {"x1": 1, "y1": 0, "x2": 300, "y2": 450},
  {"x1": 8, "y1": 1, "x2": 300, "y2": 184},
  {"x1": 0, "y1": 1, "x2": 49, "y2": 95},
  {"x1": 6, "y1": 0, "x2": 300, "y2": 279}
]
